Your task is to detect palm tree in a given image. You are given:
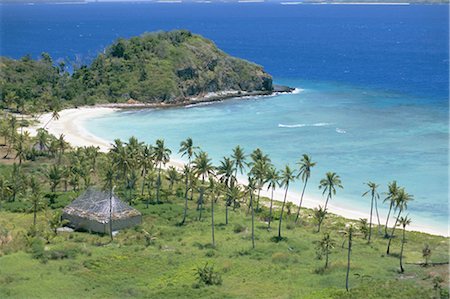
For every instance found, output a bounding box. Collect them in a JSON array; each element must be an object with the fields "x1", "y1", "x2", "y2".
[
  {"x1": 192, "y1": 151, "x2": 214, "y2": 221},
  {"x1": 265, "y1": 166, "x2": 279, "y2": 230},
  {"x1": 35, "y1": 128, "x2": 50, "y2": 153},
  {"x1": 295, "y1": 154, "x2": 316, "y2": 223},
  {"x1": 386, "y1": 188, "x2": 413, "y2": 254},
  {"x1": 57, "y1": 134, "x2": 68, "y2": 164},
  {"x1": 145, "y1": 169, "x2": 157, "y2": 208},
  {"x1": 47, "y1": 210, "x2": 68, "y2": 236},
  {"x1": 278, "y1": 165, "x2": 296, "y2": 240},
  {"x1": 180, "y1": 165, "x2": 190, "y2": 225},
  {"x1": 139, "y1": 145, "x2": 153, "y2": 195},
  {"x1": 102, "y1": 161, "x2": 115, "y2": 241},
  {"x1": 231, "y1": 145, "x2": 247, "y2": 188},
  {"x1": 179, "y1": 137, "x2": 198, "y2": 201},
  {"x1": 3, "y1": 116, "x2": 17, "y2": 159},
  {"x1": 316, "y1": 233, "x2": 335, "y2": 269},
  {"x1": 398, "y1": 215, "x2": 411, "y2": 273},
  {"x1": 217, "y1": 157, "x2": 236, "y2": 190},
  {"x1": 47, "y1": 164, "x2": 62, "y2": 193},
  {"x1": 422, "y1": 244, "x2": 432, "y2": 266},
  {"x1": 125, "y1": 170, "x2": 138, "y2": 204},
  {"x1": 166, "y1": 166, "x2": 179, "y2": 195},
  {"x1": 249, "y1": 158, "x2": 269, "y2": 212},
  {"x1": 208, "y1": 177, "x2": 220, "y2": 247},
  {"x1": 314, "y1": 206, "x2": 327, "y2": 233},
  {"x1": 362, "y1": 181, "x2": 379, "y2": 243},
  {"x1": 10, "y1": 163, "x2": 24, "y2": 202},
  {"x1": 152, "y1": 139, "x2": 171, "y2": 204},
  {"x1": 319, "y1": 172, "x2": 343, "y2": 211},
  {"x1": 43, "y1": 104, "x2": 61, "y2": 129},
  {"x1": 111, "y1": 139, "x2": 129, "y2": 179},
  {"x1": 29, "y1": 176, "x2": 42, "y2": 228},
  {"x1": 384, "y1": 181, "x2": 399, "y2": 237},
  {"x1": 85, "y1": 145, "x2": 100, "y2": 173},
  {"x1": 179, "y1": 137, "x2": 197, "y2": 165},
  {"x1": 14, "y1": 132, "x2": 29, "y2": 165},
  {"x1": 345, "y1": 225, "x2": 354, "y2": 292},
  {"x1": 245, "y1": 176, "x2": 257, "y2": 248},
  {"x1": 226, "y1": 185, "x2": 241, "y2": 225},
  {"x1": 217, "y1": 156, "x2": 236, "y2": 222}
]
